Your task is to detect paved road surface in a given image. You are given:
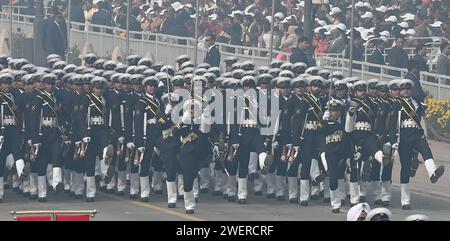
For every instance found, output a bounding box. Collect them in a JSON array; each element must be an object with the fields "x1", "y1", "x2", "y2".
[{"x1": 1, "y1": 140, "x2": 449, "y2": 221}]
